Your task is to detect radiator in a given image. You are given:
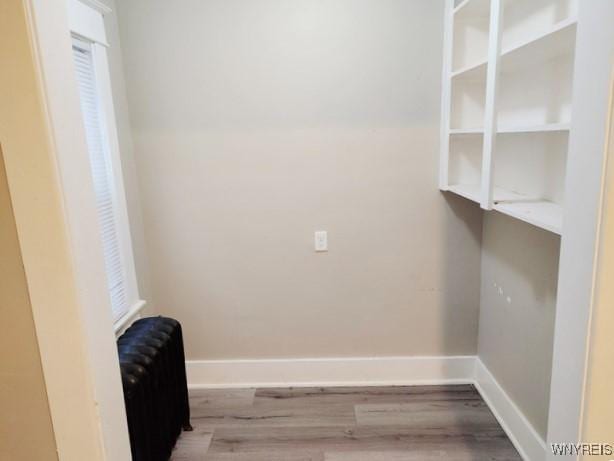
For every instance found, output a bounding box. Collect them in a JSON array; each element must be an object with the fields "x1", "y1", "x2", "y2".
[{"x1": 118, "y1": 316, "x2": 192, "y2": 461}]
